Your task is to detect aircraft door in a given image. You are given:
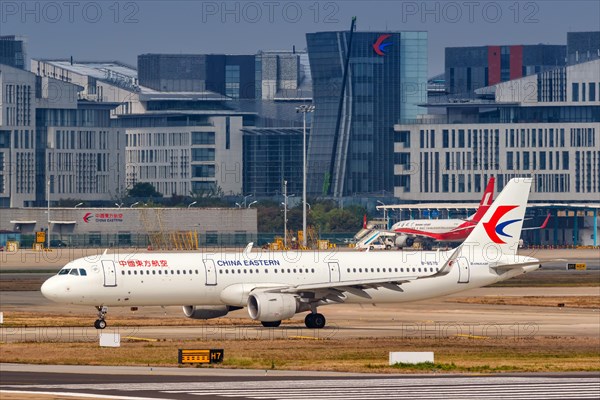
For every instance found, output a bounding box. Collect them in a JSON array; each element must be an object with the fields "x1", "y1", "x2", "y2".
[
  {"x1": 204, "y1": 259, "x2": 217, "y2": 286},
  {"x1": 328, "y1": 262, "x2": 340, "y2": 282},
  {"x1": 101, "y1": 260, "x2": 117, "y2": 287},
  {"x1": 456, "y1": 257, "x2": 470, "y2": 284}
]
